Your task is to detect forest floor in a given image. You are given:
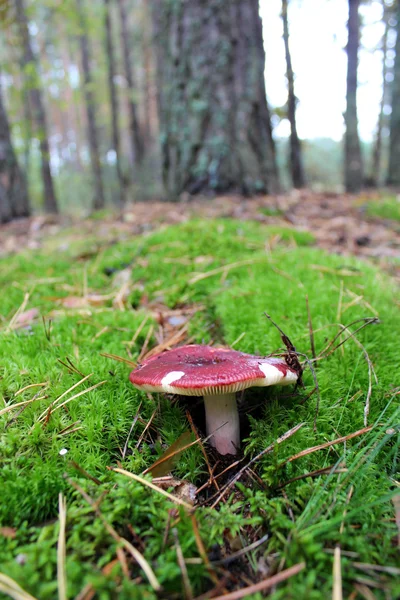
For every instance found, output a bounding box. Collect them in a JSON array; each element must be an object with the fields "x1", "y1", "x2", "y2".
[{"x1": 0, "y1": 191, "x2": 399, "y2": 599}]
